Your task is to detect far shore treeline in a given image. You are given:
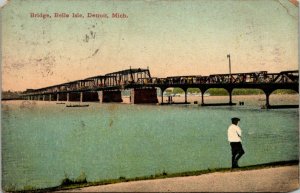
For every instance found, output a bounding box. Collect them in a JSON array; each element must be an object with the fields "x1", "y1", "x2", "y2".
[{"x1": 1, "y1": 89, "x2": 297, "y2": 100}]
